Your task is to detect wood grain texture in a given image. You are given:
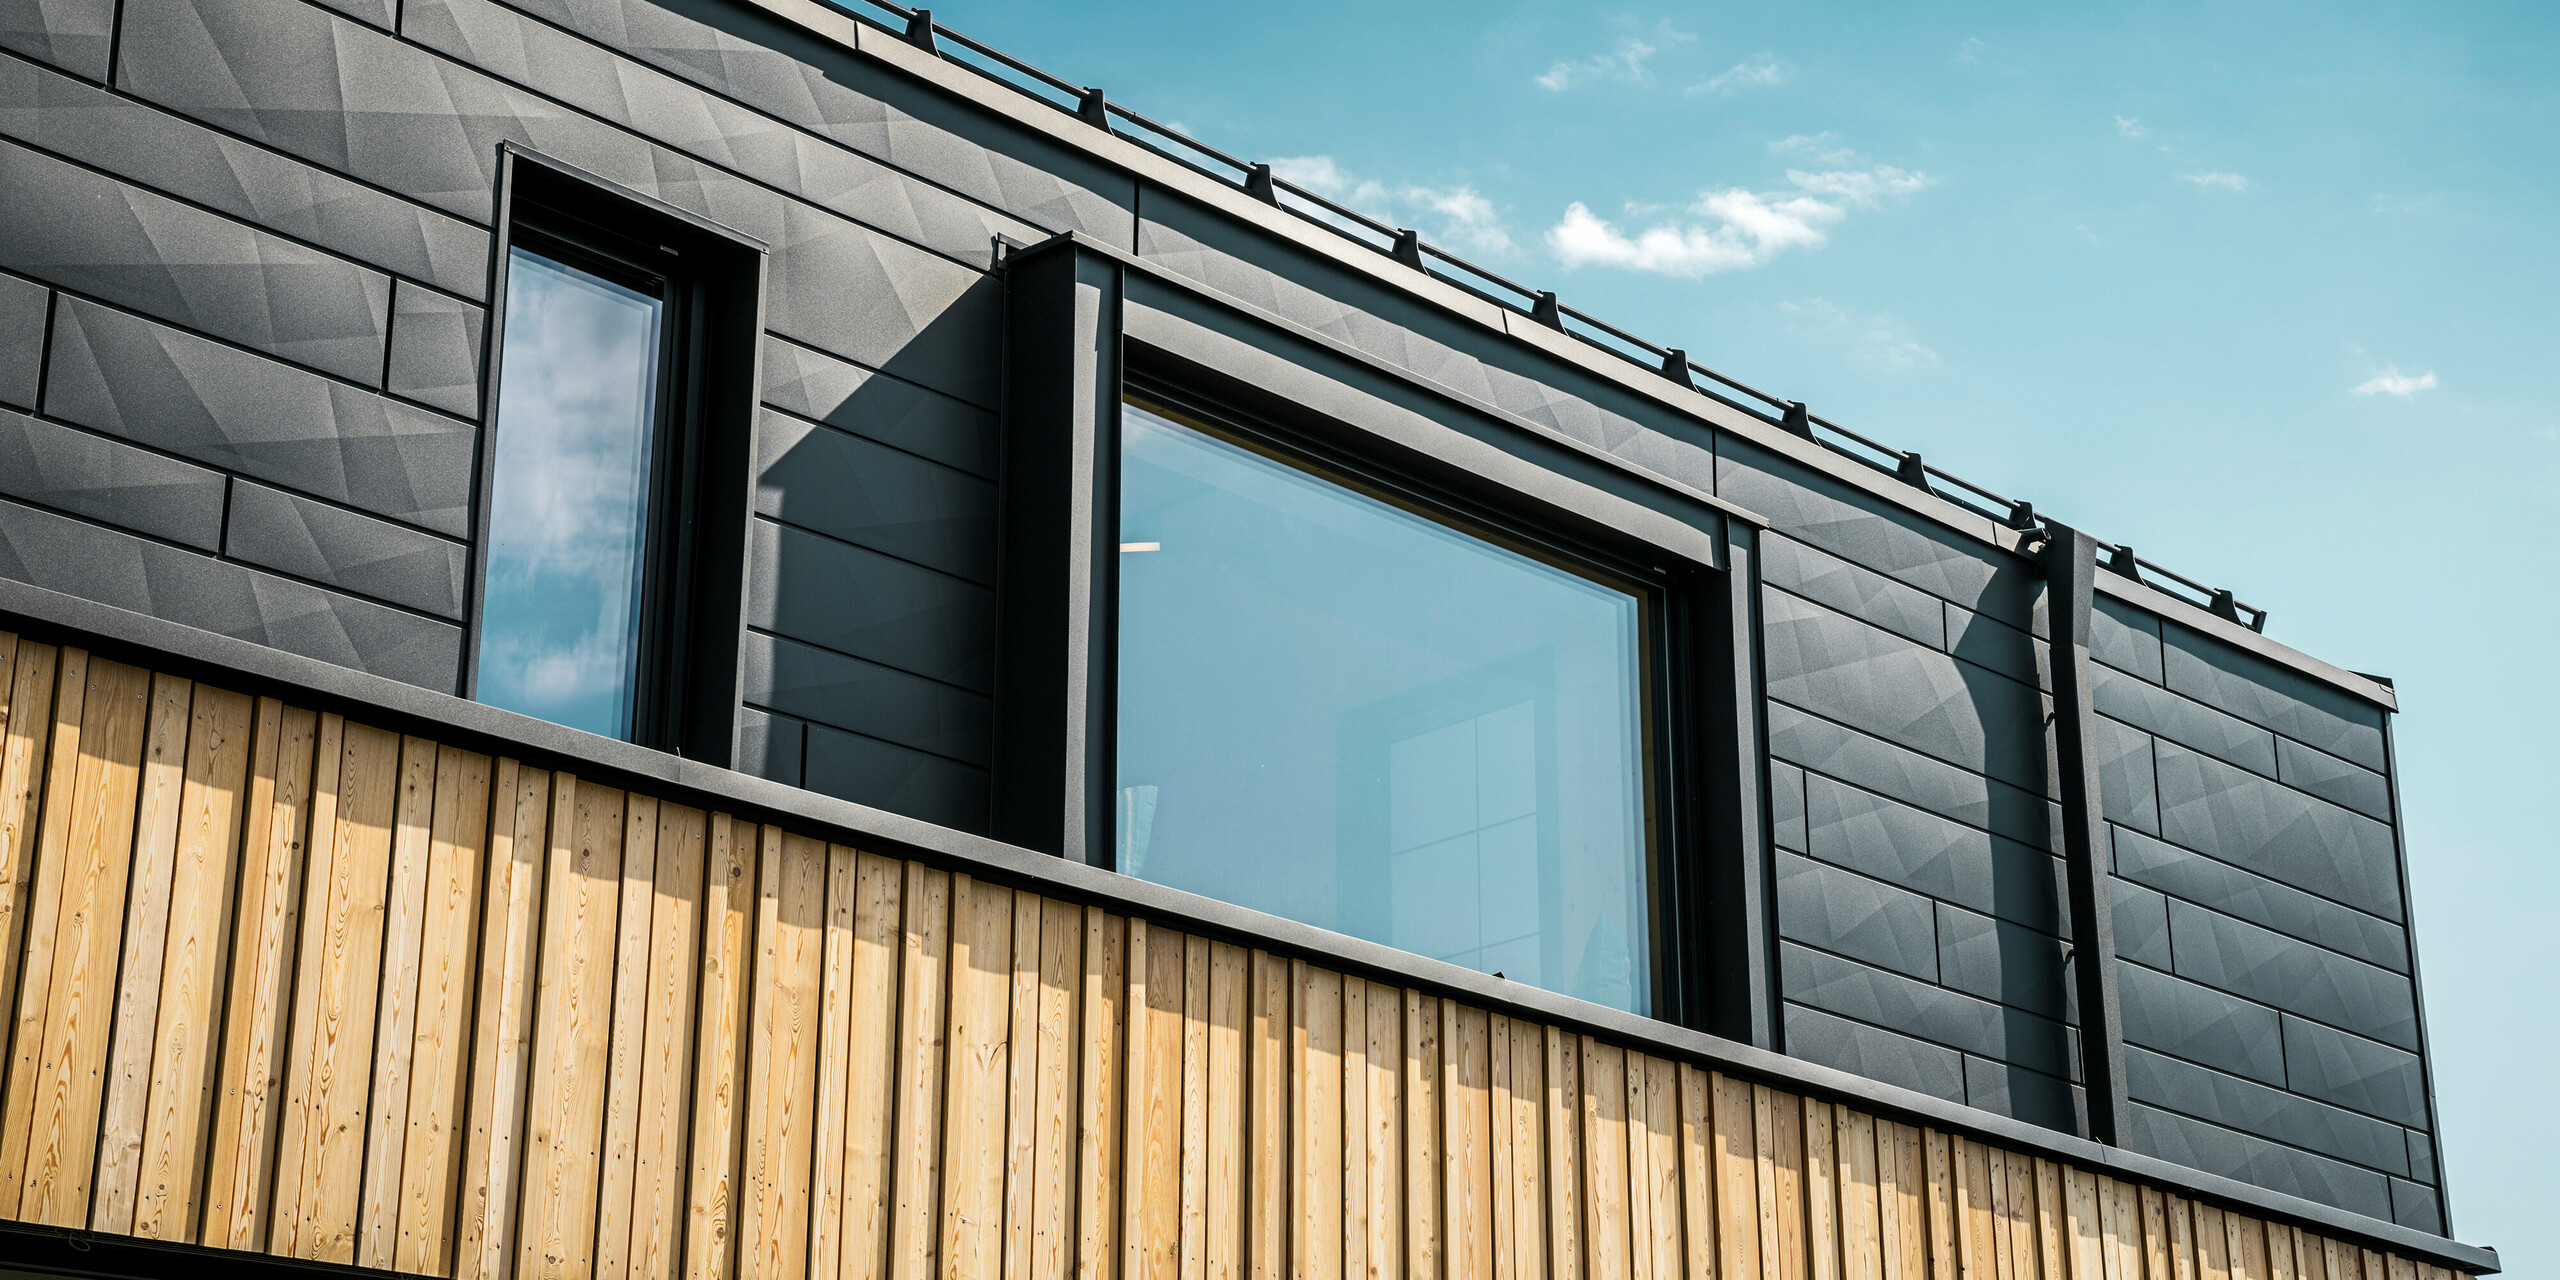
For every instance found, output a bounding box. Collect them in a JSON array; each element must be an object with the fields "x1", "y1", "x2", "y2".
[
  {"x1": 890, "y1": 862, "x2": 951, "y2": 1280},
  {"x1": 686, "y1": 813, "x2": 757, "y2": 1280},
  {"x1": 456, "y1": 763, "x2": 548, "y2": 1279},
  {"x1": 621, "y1": 804, "x2": 706, "y2": 1280},
  {"x1": 941, "y1": 874, "x2": 1016, "y2": 1280},
  {"x1": 592, "y1": 794, "x2": 665, "y2": 1280},
  {"x1": 0, "y1": 644, "x2": 85, "y2": 1223},
  {"x1": 809, "y1": 843, "x2": 861, "y2": 1280},
  {"x1": 837, "y1": 850, "x2": 905, "y2": 1280},
  {"x1": 355, "y1": 736, "x2": 440, "y2": 1268},
  {"x1": 740, "y1": 830, "x2": 824, "y2": 1280},
  {"x1": 0, "y1": 639, "x2": 54, "y2": 1211},
  {"x1": 89, "y1": 671, "x2": 192, "y2": 1235}
]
